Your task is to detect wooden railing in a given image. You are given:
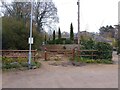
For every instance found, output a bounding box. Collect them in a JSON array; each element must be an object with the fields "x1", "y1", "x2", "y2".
[
  {"x1": 77, "y1": 50, "x2": 98, "y2": 56},
  {"x1": 44, "y1": 48, "x2": 74, "y2": 60},
  {"x1": 0, "y1": 50, "x2": 37, "y2": 60},
  {"x1": 44, "y1": 48, "x2": 99, "y2": 60},
  {"x1": 47, "y1": 49, "x2": 73, "y2": 56},
  {"x1": 76, "y1": 50, "x2": 98, "y2": 59}
]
